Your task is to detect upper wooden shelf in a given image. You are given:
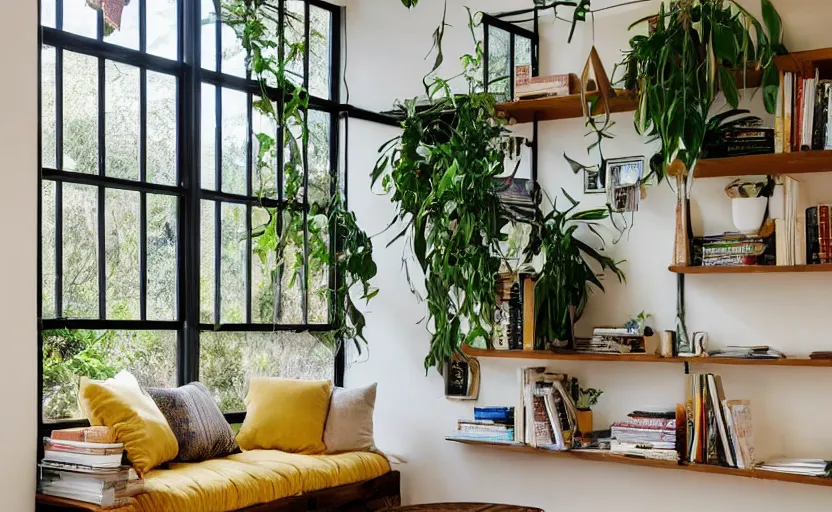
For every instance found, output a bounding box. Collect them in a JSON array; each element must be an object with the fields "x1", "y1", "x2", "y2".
[
  {"x1": 669, "y1": 264, "x2": 832, "y2": 274},
  {"x1": 461, "y1": 346, "x2": 832, "y2": 367},
  {"x1": 775, "y1": 48, "x2": 832, "y2": 75},
  {"x1": 495, "y1": 89, "x2": 637, "y2": 124},
  {"x1": 447, "y1": 438, "x2": 832, "y2": 489},
  {"x1": 695, "y1": 151, "x2": 832, "y2": 178}
]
